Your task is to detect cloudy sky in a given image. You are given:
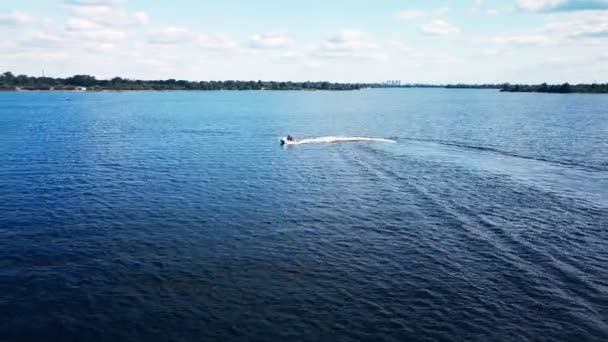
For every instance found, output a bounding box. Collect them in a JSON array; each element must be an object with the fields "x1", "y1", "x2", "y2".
[{"x1": 1, "y1": 0, "x2": 607, "y2": 83}]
